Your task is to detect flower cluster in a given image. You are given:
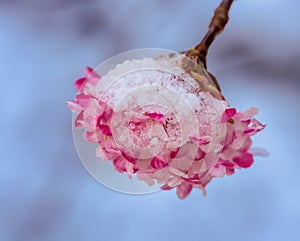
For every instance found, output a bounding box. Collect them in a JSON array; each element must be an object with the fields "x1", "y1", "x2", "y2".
[{"x1": 67, "y1": 65, "x2": 266, "y2": 199}]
